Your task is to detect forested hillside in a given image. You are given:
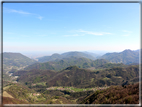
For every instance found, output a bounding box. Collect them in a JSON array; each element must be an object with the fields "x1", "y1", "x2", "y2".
[
  {"x1": 100, "y1": 49, "x2": 139, "y2": 65},
  {"x1": 3, "y1": 52, "x2": 37, "y2": 73},
  {"x1": 3, "y1": 52, "x2": 36, "y2": 67},
  {"x1": 81, "y1": 83, "x2": 139, "y2": 104},
  {"x1": 25, "y1": 57, "x2": 126, "y2": 71},
  {"x1": 3, "y1": 49, "x2": 140, "y2": 105},
  {"x1": 14, "y1": 65, "x2": 139, "y2": 88},
  {"x1": 37, "y1": 51, "x2": 96, "y2": 62}
]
